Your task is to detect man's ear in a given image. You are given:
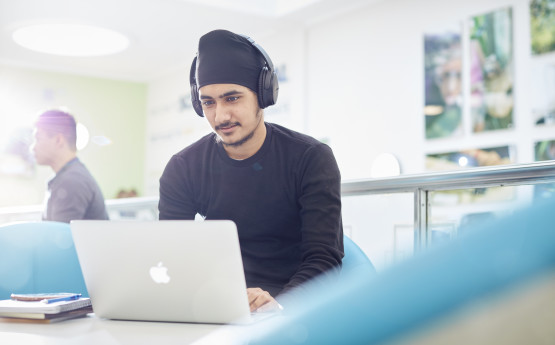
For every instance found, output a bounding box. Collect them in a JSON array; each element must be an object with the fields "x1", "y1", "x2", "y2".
[{"x1": 54, "y1": 133, "x2": 66, "y2": 147}]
